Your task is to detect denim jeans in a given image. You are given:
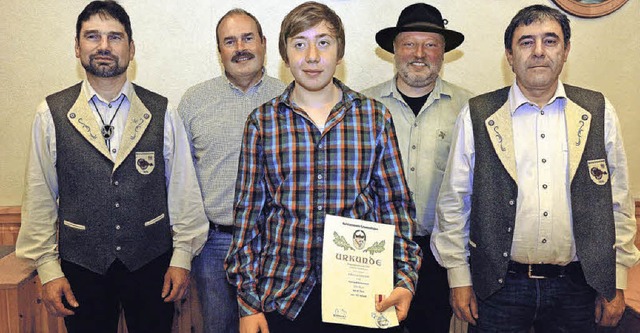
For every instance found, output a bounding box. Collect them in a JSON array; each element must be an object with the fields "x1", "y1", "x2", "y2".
[
  {"x1": 192, "y1": 229, "x2": 238, "y2": 333},
  {"x1": 469, "y1": 267, "x2": 597, "y2": 333}
]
